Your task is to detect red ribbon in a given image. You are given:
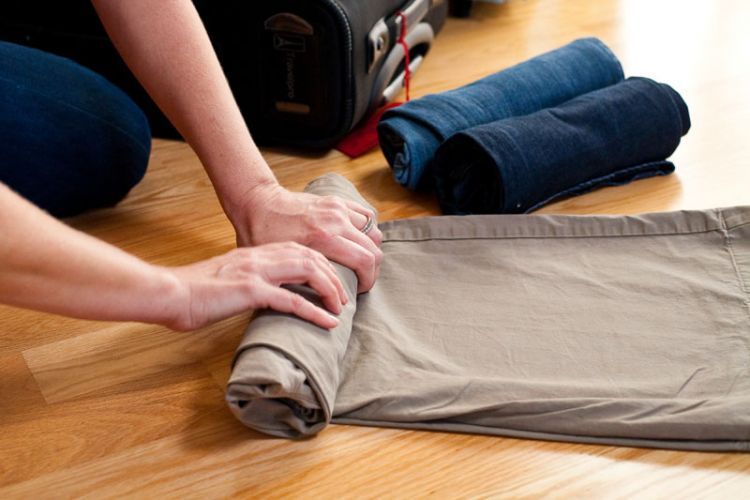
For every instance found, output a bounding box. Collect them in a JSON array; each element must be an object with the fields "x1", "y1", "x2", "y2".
[{"x1": 396, "y1": 11, "x2": 411, "y2": 102}]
